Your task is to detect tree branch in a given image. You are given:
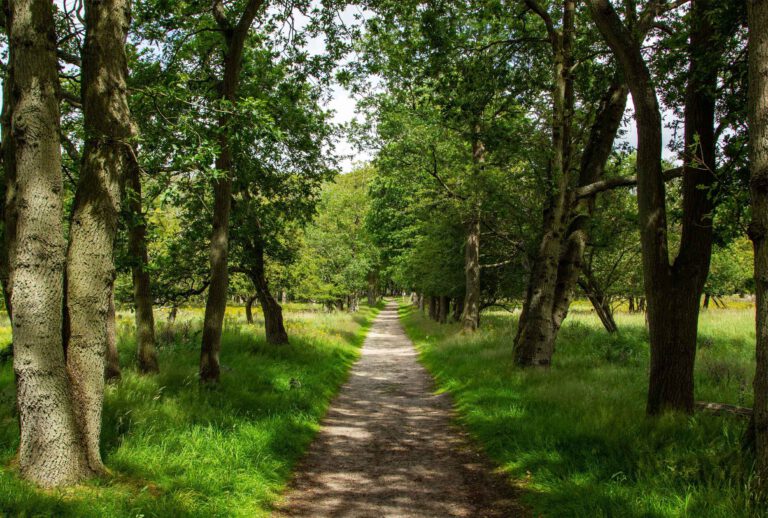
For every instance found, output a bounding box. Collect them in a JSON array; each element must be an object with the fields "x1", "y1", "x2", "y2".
[{"x1": 574, "y1": 166, "x2": 683, "y2": 199}]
